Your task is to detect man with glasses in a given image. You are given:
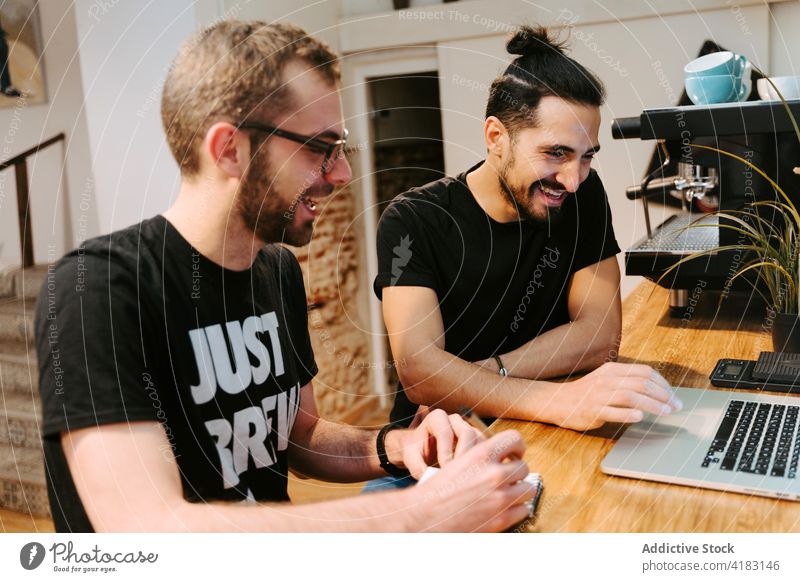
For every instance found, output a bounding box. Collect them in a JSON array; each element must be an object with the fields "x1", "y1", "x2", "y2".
[
  {"x1": 35, "y1": 20, "x2": 536, "y2": 532},
  {"x1": 237, "y1": 121, "x2": 349, "y2": 175}
]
